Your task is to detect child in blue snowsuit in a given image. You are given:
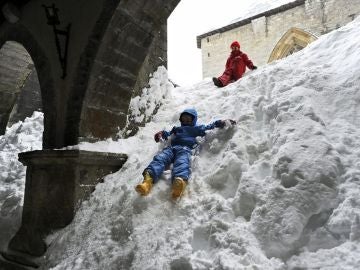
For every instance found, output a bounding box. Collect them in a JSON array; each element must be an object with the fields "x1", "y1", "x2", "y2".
[{"x1": 135, "y1": 108, "x2": 235, "y2": 199}]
